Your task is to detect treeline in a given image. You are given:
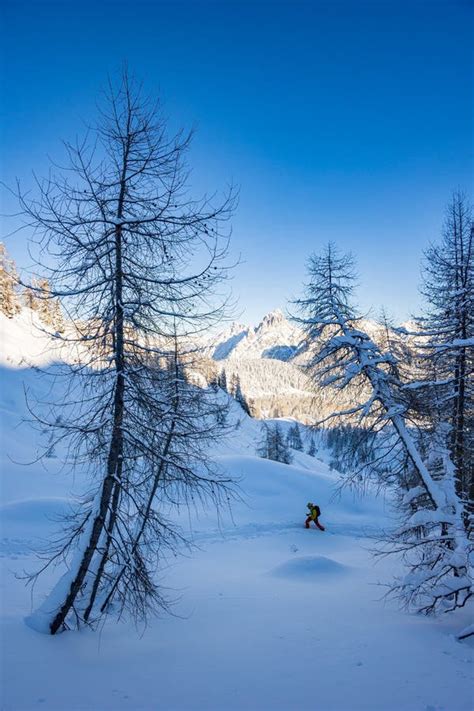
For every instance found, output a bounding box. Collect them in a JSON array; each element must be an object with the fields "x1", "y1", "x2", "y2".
[
  {"x1": 257, "y1": 420, "x2": 317, "y2": 464},
  {"x1": 194, "y1": 356, "x2": 316, "y2": 420}
]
